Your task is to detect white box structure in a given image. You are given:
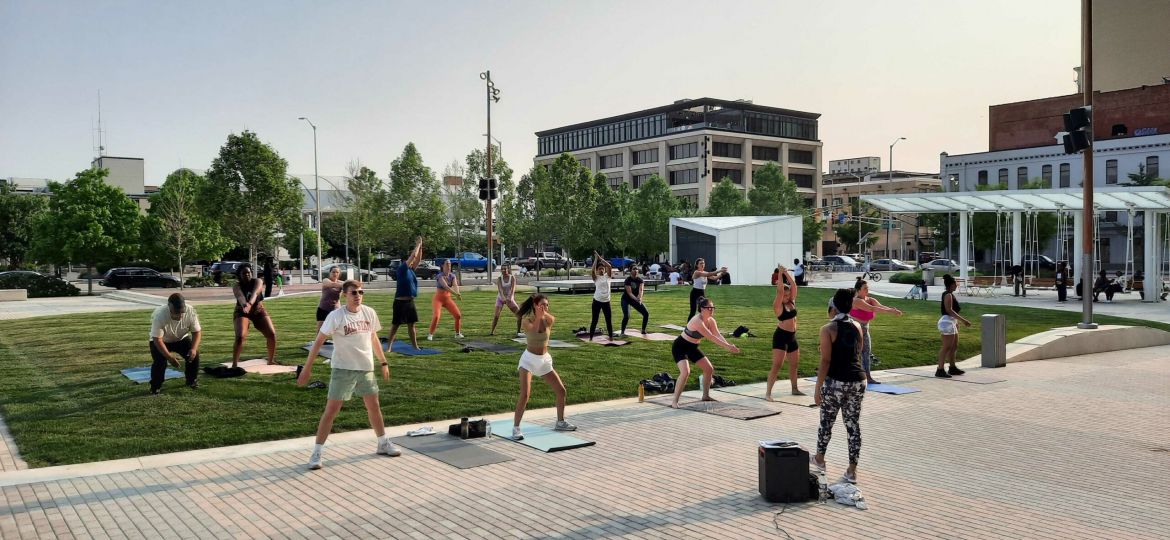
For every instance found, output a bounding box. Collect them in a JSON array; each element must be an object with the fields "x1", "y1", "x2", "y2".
[{"x1": 669, "y1": 216, "x2": 803, "y2": 286}]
